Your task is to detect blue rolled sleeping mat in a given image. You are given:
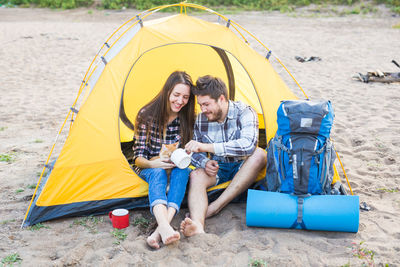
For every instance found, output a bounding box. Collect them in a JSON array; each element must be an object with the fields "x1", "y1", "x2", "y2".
[{"x1": 246, "y1": 189, "x2": 359, "y2": 233}]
